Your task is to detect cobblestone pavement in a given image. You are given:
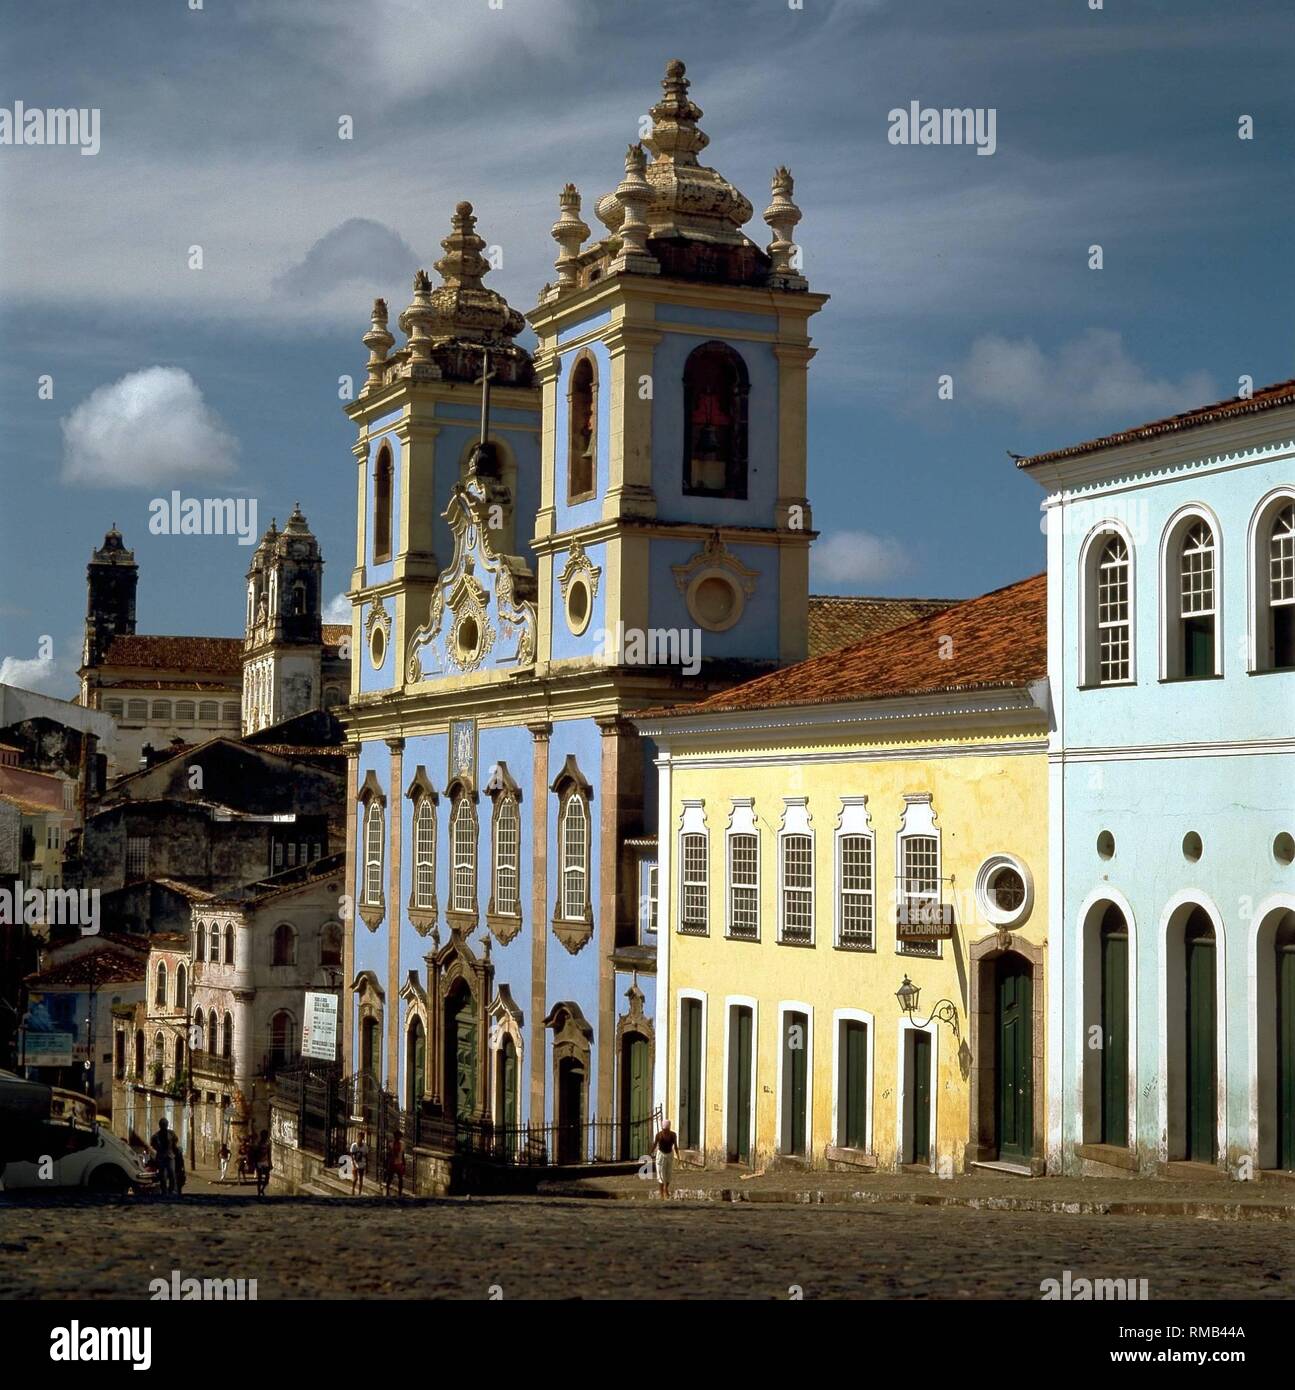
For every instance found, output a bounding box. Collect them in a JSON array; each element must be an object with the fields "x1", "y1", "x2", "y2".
[{"x1": 1, "y1": 1185, "x2": 1290, "y2": 1299}]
